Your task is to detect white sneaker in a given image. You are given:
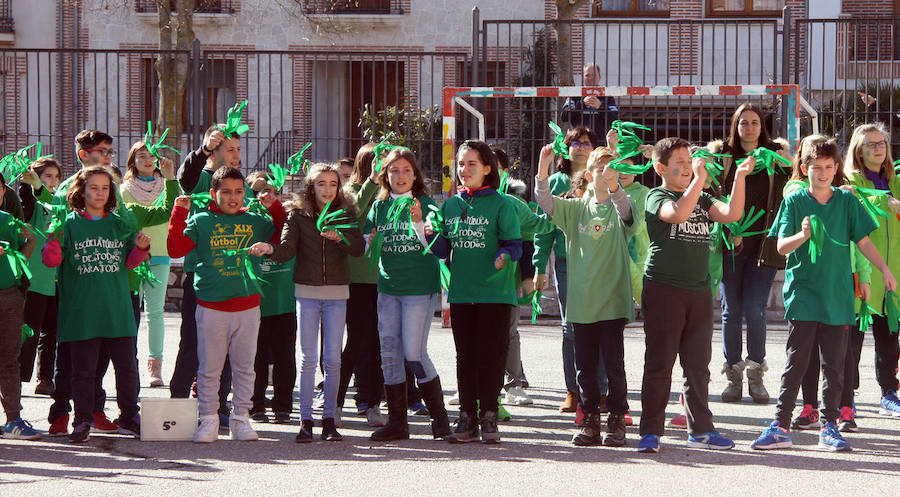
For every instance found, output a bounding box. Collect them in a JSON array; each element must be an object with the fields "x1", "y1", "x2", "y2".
[
  {"x1": 505, "y1": 386, "x2": 533, "y2": 406},
  {"x1": 447, "y1": 391, "x2": 460, "y2": 406},
  {"x1": 229, "y1": 414, "x2": 259, "y2": 441},
  {"x1": 193, "y1": 414, "x2": 219, "y2": 443},
  {"x1": 313, "y1": 390, "x2": 326, "y2": 409},
  {"x1": 366, "y1": 406, "x2": 386, "y2": 427}
]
